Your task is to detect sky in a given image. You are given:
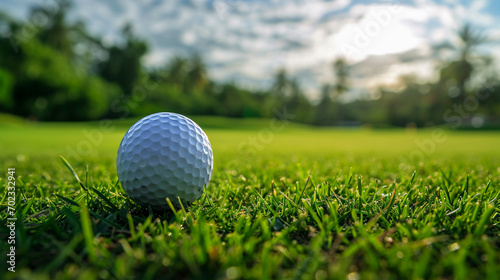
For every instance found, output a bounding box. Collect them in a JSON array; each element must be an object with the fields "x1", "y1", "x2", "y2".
[{"x1": 1, "y1": 0, "x2": 500, "y2": 101}]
